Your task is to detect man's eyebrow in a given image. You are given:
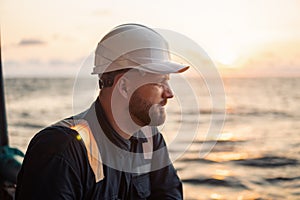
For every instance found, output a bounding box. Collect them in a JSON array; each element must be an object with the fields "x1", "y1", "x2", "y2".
[
  {"x1": 149, "y1": 74, "x2": 169, "y2": 82},
  {"x1": 163, "y1": 75, "x2": 170, "y2": 81},
  {"x1": 158, "y1": 77, "x2": 168, "y2": 83}
]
